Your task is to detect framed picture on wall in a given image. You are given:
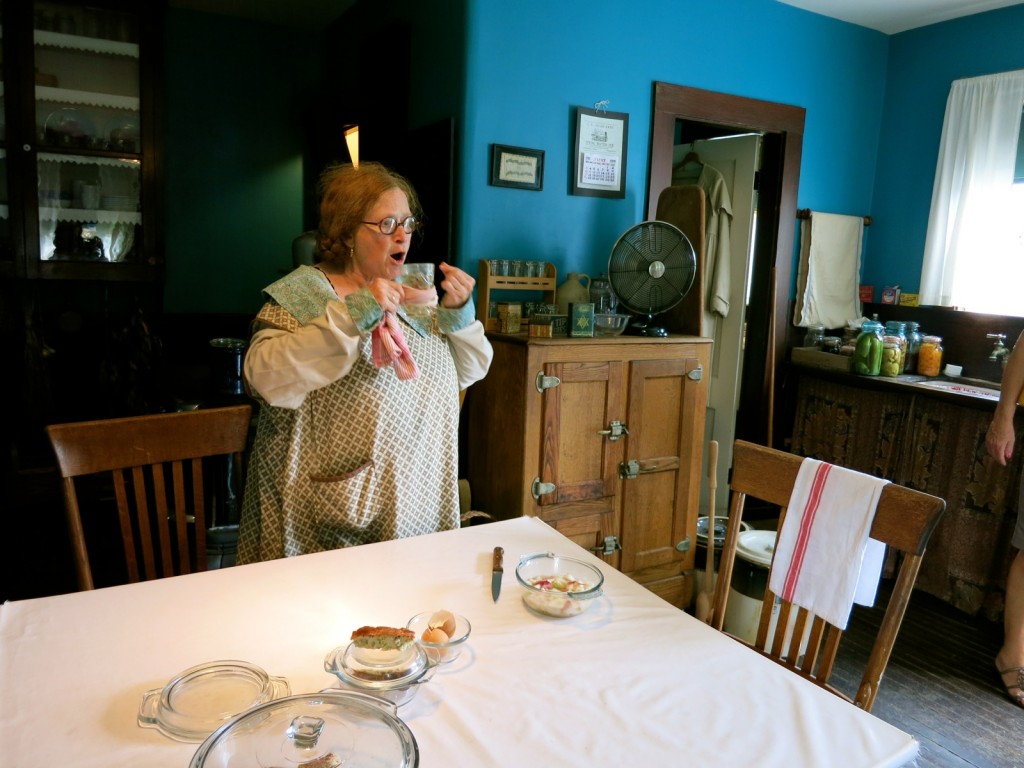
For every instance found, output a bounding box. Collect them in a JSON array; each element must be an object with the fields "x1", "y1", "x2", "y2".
[
  {"x1": 489, "y1": 144, "x2": 544, "y2": 190},
  {"x1": 572, "y1": 106, "x2": 628, "y2": 198}
]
